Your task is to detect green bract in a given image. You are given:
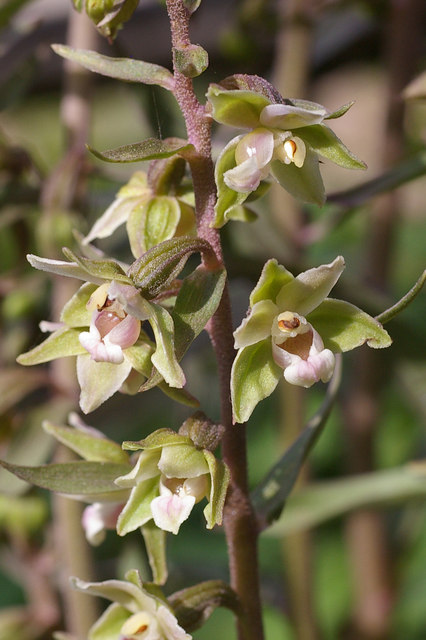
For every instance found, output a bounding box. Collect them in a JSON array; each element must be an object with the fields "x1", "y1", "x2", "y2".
[
  {"x1": 207, "y1": 76, "x2": 366, "y2": 227},
  {"x1": 115, "y1": 428, "x2": 230, "y2": 536},
  {"x1": 231, "y1": 257, "x2": 392, "y2": 423}
]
